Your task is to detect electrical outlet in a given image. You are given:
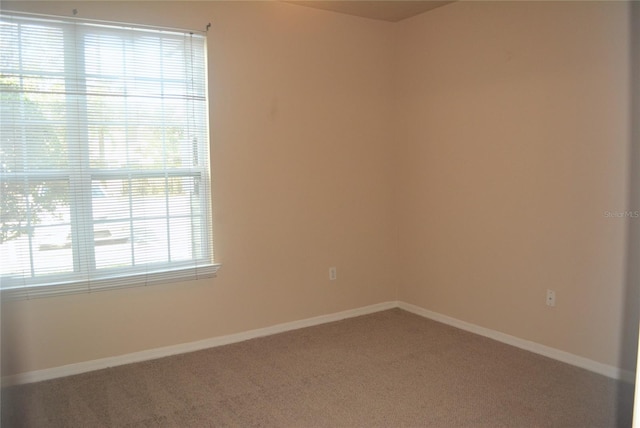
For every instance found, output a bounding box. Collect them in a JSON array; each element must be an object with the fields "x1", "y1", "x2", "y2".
[
  {"x1": 329, "y1": 267, "x2": 337, "y2": 281},
  {"x1": 546, "y1": 289, "x2": 556, "y2": 307}
]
